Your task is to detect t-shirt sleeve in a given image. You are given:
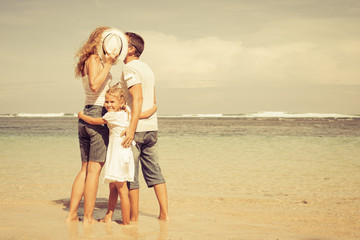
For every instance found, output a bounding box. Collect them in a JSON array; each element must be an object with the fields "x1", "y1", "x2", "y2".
[{"x1": 123, "y1": 64, "x2": 142, "y2": 88}]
